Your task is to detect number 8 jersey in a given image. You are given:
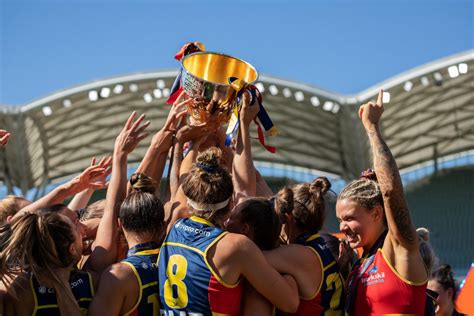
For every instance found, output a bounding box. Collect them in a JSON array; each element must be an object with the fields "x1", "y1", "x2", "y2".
[{"x1": 158, "y1": 216, "x2": 243, "y2": 316}]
